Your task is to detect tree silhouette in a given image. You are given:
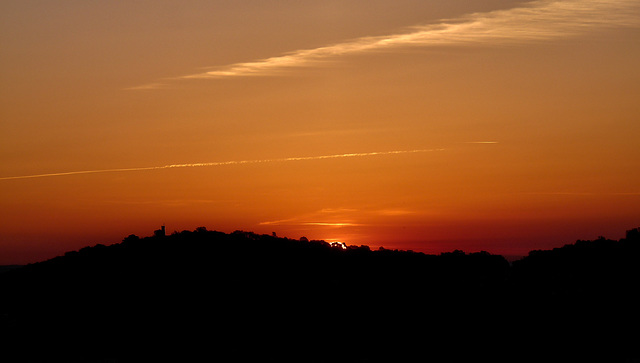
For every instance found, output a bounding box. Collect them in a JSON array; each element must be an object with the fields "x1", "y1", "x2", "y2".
[{"x1": 0, "y1": 226, "x2": 638, "y2": 362}]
